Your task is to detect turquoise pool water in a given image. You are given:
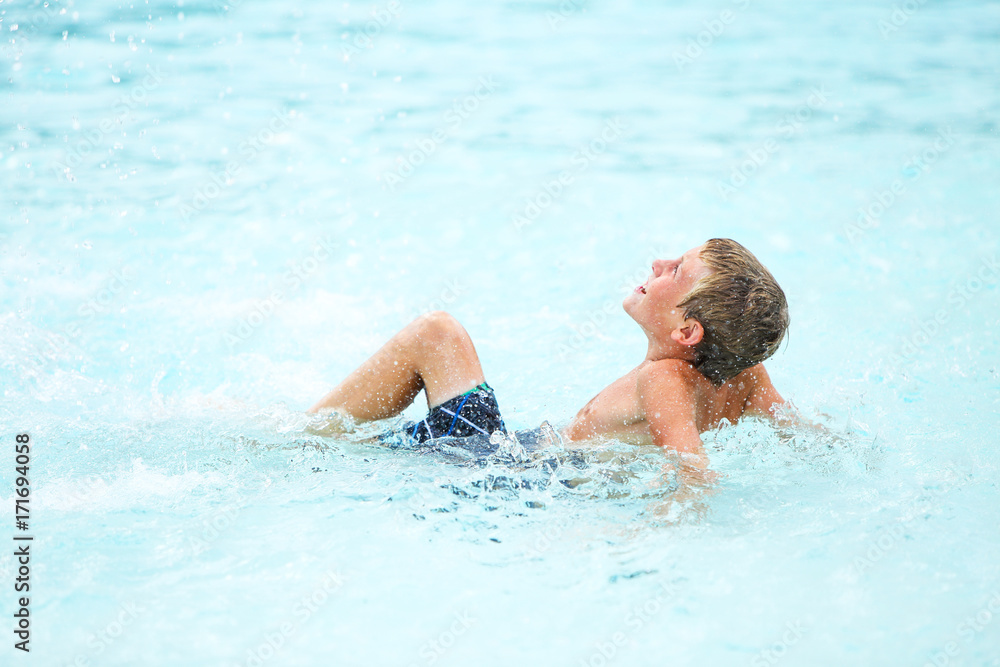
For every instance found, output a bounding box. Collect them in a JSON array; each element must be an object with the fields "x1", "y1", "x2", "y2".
[{"x1": 2, "y1": 0, "x2": 999, "y2": 665}]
